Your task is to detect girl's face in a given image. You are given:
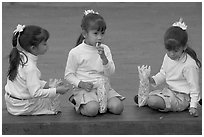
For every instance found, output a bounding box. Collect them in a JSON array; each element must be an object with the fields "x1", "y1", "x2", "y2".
[
  {"x1": 84, "y1": 29, "x2": 105, "y2": 46},
  {"x1": 31, "y1": 40, "x2": 48, "y2": 56},
  {"x1": 166, "y1": 47, "x2": 185, "y2": 60}
]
